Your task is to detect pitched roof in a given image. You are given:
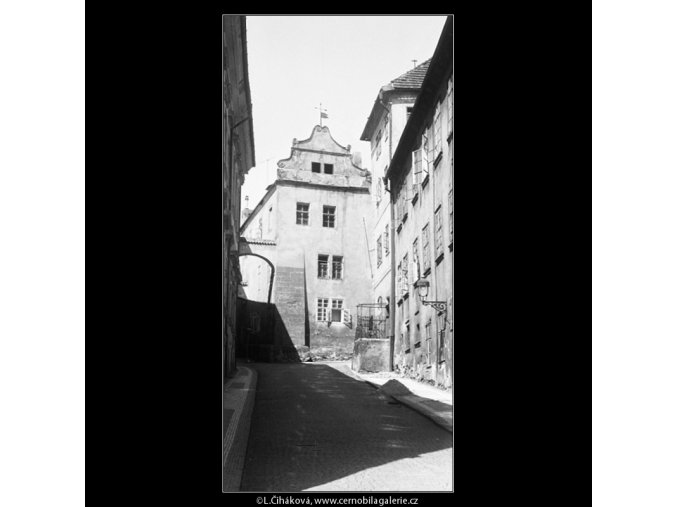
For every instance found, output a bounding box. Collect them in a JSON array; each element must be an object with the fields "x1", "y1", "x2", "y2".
[
  {"x1": 360, "y1": 59, "x2": 432, "y2": 141},
  {"x1": 389, "y1": 59, "x2": 431, "y2": 89}
]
